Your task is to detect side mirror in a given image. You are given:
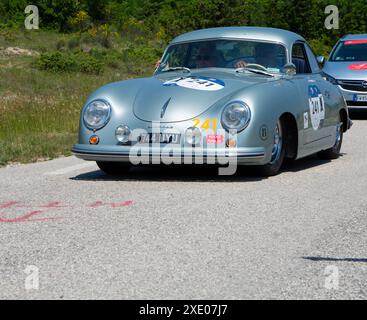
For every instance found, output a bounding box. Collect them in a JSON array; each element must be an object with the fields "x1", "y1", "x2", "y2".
[
  {"x1": 317, "y1": 56, "x2": 325, "y2": 66},
  {"x1": 282, "y1": 63, "x2": 297, "y2": 76}
]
